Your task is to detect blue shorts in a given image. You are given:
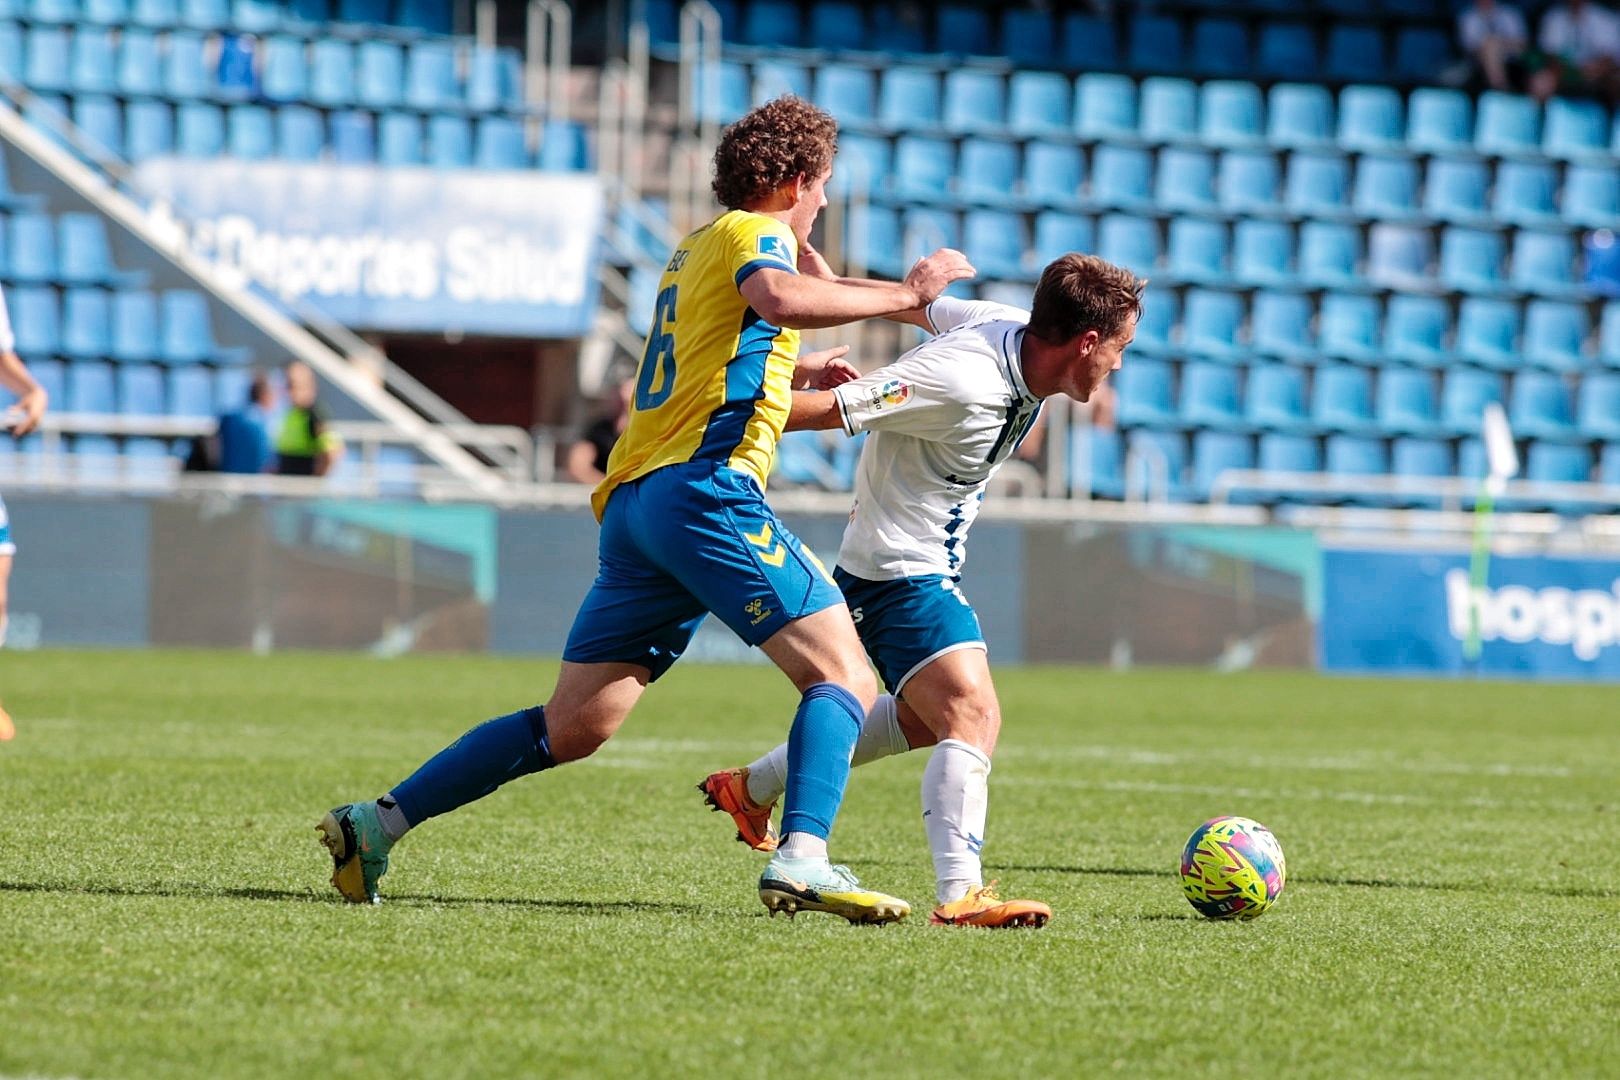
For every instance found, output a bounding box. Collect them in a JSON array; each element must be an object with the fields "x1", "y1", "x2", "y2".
[
  {"x1": 563, "y1": 462, "x2": 843, "y2": 681},
  {"x1": 834, "y1": 568, "x2": 986, "y2": 695},
  {"x1": 0, "y1": 493, "x2": 12, "y2": 556}
]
